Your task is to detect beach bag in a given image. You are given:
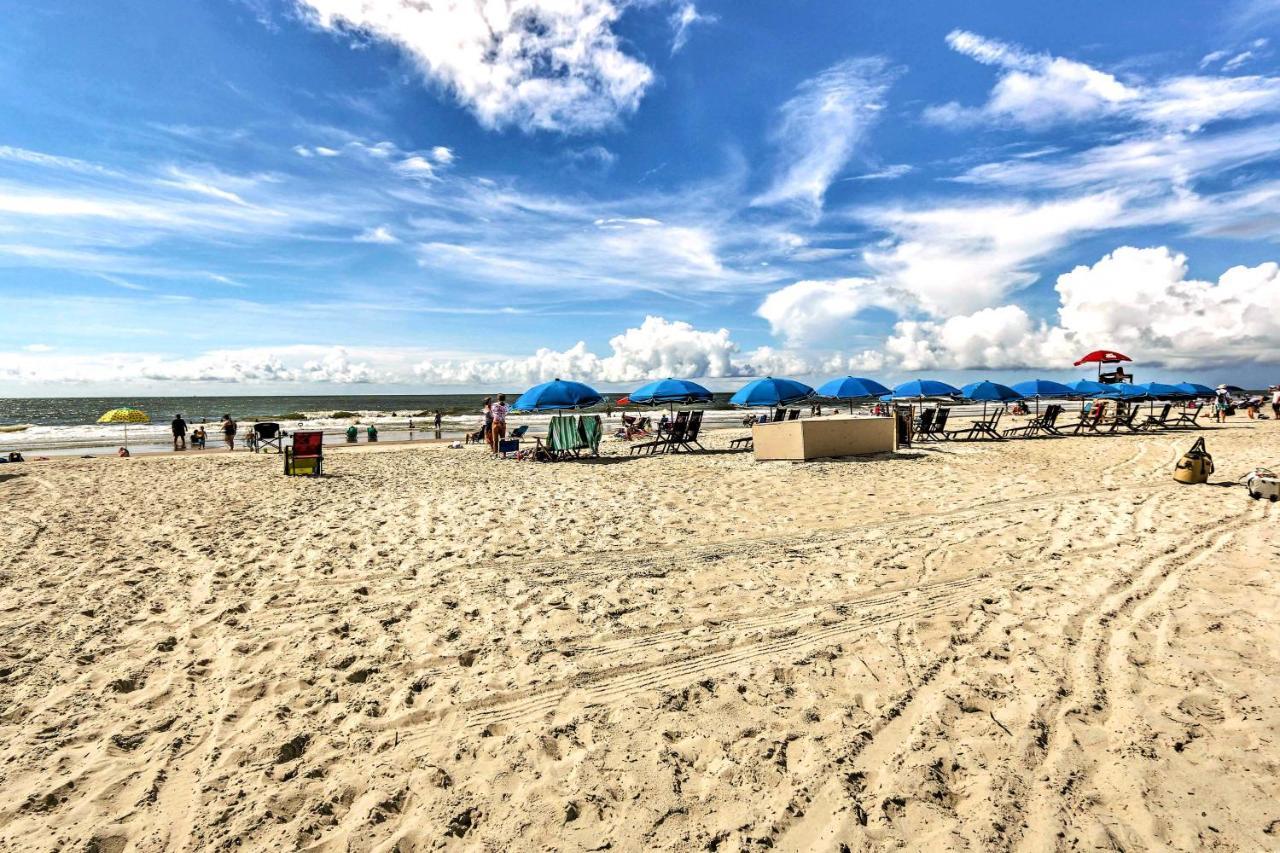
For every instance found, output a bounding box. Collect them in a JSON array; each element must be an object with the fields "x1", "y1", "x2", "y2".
[{"x1": 1173, "y1": 437, "x2": 1213, "y2": 484}]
